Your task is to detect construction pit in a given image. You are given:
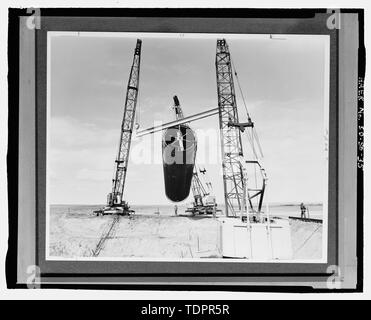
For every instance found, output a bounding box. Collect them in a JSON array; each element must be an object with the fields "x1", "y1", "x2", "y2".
[
  {"x1": 48, "y1": 206, "x2": 323, "y2": 261},
  {"x1": 48, "y1": 38, "x2": 325, "y2": 263}
]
